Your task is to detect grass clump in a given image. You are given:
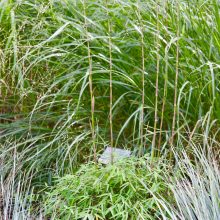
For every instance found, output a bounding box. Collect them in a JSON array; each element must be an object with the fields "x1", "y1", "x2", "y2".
[
  {"x1": 168, "y1": 146, "x2": 220, "y2": 220},
  {"x1": 45, "y1": 157, "x2": 168, "y2": 220}
]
